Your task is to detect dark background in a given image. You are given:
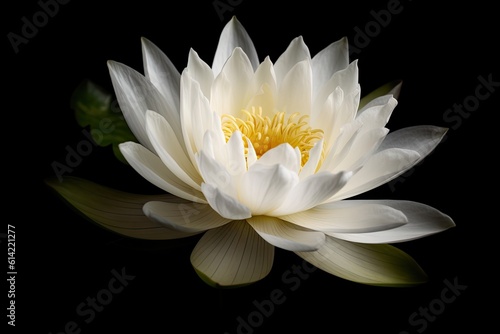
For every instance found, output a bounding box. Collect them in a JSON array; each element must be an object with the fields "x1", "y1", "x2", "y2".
[{"x1": 5, "y1": 0, "x2": 497, "y2": 333}]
